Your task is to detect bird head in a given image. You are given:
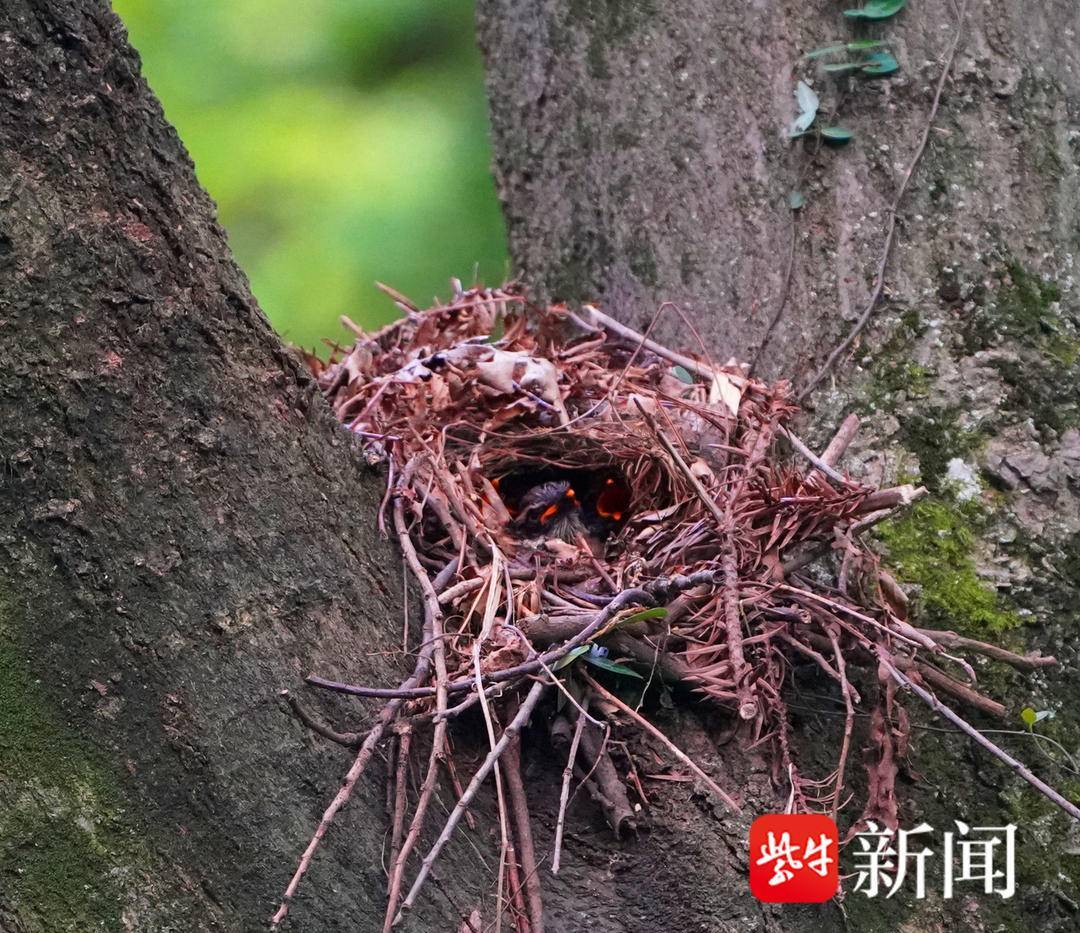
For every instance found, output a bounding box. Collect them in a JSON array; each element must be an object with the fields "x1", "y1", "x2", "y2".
[{"x1": 513, "y1": 479, "x2": 586, "y2": 542}]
